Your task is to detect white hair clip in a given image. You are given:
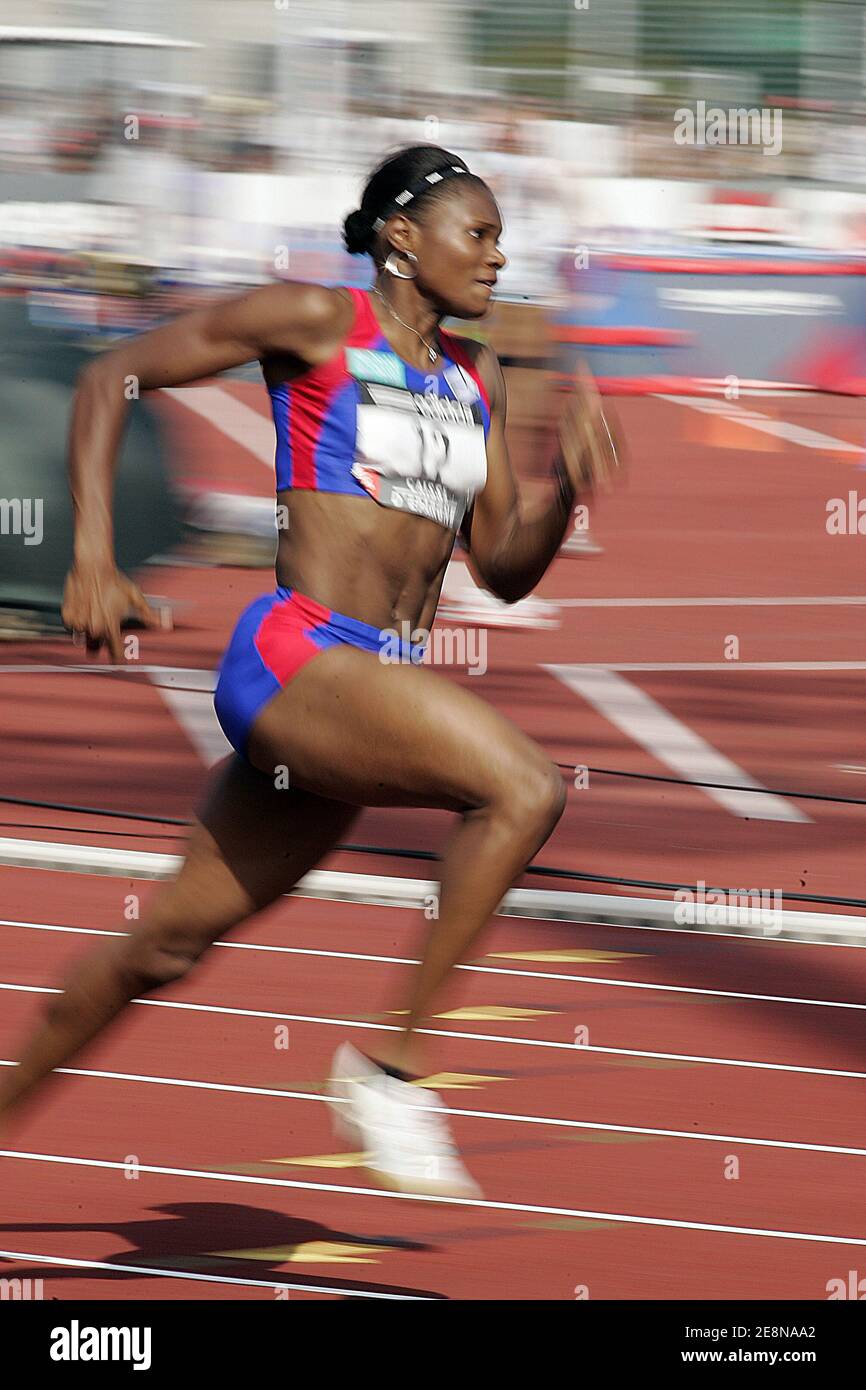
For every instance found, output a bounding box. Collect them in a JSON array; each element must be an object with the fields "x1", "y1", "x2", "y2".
[{"x1": 369, "y1": 165, "x2": 468, "y2": 236}]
